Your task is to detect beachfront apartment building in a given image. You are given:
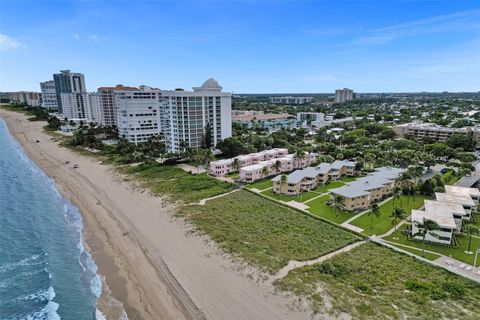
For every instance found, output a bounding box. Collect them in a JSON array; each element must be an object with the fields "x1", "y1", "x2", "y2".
[
  {"x1": 271, "y1": 160, "x2": 357, "y2": 195},
  {"x1": 98, "y1": 85, "x2": 139, "y2": 127},
  {"x1": 159, "y1": 79, "x2": 232, "y2": 153},
  {"x1": 393, "y1": 122, "x2": 480, "y2": 147},
  {"x1": 210, "y1": 148, "x2": 289, "y2": 176},
  {"x1": 329, "y1": 167, "x2": 404, "y2": 211},
  {"x1": 410, "y1": 185, "x2": 480, "y2": 245},
  {"x1": 115, "y1": 79, "x2": 232, "y2": 152},
  {"x1": 53, "y1": 70, "x2": 86, "y2": 113},
  {"x1": 39, "y1": 80, "x2": 58, "y2": 109},
  {"x1": 116, "y1": 87, "x2": 161, "y2": 144},
  {"x1": 4, "y1": 91, "x2": 42, "y2": 107},
  {"x1": 239, "y1": 152, "x2": 316, "y2": 183},
  {"x1": 60, "y1": 92, "x2": 103, "y2": 124}
]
